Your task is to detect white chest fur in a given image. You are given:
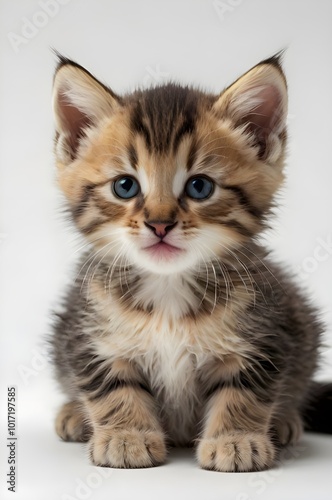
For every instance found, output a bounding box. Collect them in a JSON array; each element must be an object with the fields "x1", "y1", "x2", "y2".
[{"x1": 131, "y1": 272, "x2": 201, "y2": 319}]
